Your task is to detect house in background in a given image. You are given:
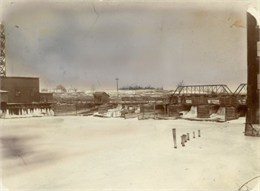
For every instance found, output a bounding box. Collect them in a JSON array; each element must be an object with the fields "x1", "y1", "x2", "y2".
[
  {"x1": 54, "y1": 88, "x2": 65, "y2": 93},
  {"x1": 42, "y1": 86, "x2": 82, "y2": 94},
  {"x1": 66, "y1": 86, "x2": 77, "y2": 93},
  {"x1": 93, "y1": 92, "x2": 110, "y2": 105},
  {"x1": 41, "y1": 88, "x2": 49, "y2": 93}
]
